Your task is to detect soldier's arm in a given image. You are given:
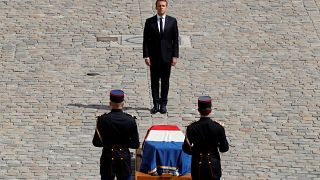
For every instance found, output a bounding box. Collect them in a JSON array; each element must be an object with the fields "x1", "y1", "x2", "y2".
[
  {"x1": 128, "y1": 118, "x2": 140, "y2": 149},
  {"x1": 92, "y1": 116, "x2": 103, "y2": 147},
  {"x1": 218, "y1": 126, "x2": 229, "y2": 152},
  {"x1": 182, "y1": 128, "x2": 192, "y2": 155}
]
